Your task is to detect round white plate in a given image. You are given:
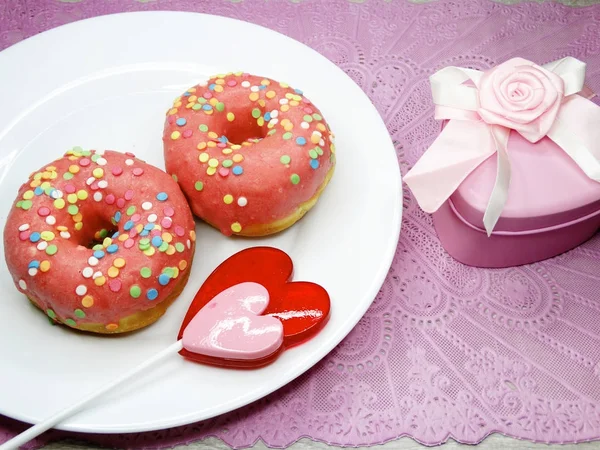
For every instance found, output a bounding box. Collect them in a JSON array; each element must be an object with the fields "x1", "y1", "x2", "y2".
[{"x1": 0, "y1": 11, "x2": 401, "y2": 433}]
